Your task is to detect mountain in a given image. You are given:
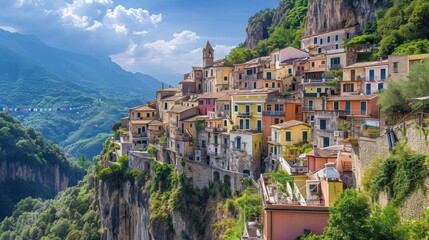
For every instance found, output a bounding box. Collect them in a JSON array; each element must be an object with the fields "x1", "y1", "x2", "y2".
[
  {"x1": 0, "y1": 29, "x2": 162, "y2": 159},
  {"x1": 0, "y1": 113, "x2": 85, "y2": 220}
]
